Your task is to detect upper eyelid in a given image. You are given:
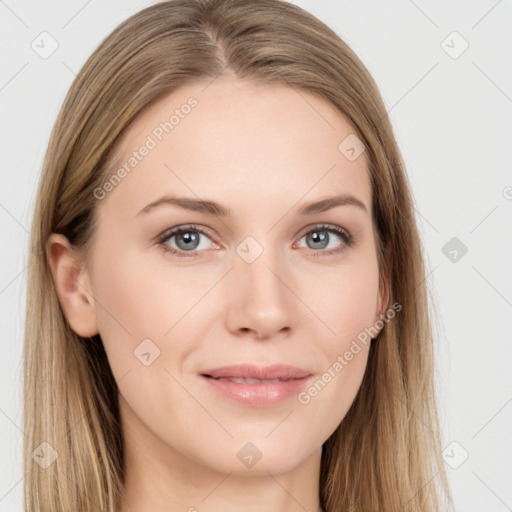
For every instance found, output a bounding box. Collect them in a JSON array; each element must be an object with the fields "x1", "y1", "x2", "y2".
[{"x1": 158, "y1": 224, "x2": 215, "y2": 241}]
